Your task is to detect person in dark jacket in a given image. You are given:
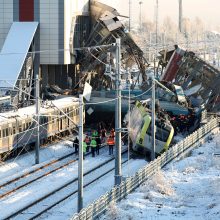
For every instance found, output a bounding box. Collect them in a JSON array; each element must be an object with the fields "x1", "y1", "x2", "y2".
[
  {"x1": 96, "y1": 135, "x2": 101, "y2": 155},
  {"x1": 90, "y1": 138, "x2": 97, "y2": 157},
  {"x1": 73, "y1": 136, "x2": 79, "y2": 153}
]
